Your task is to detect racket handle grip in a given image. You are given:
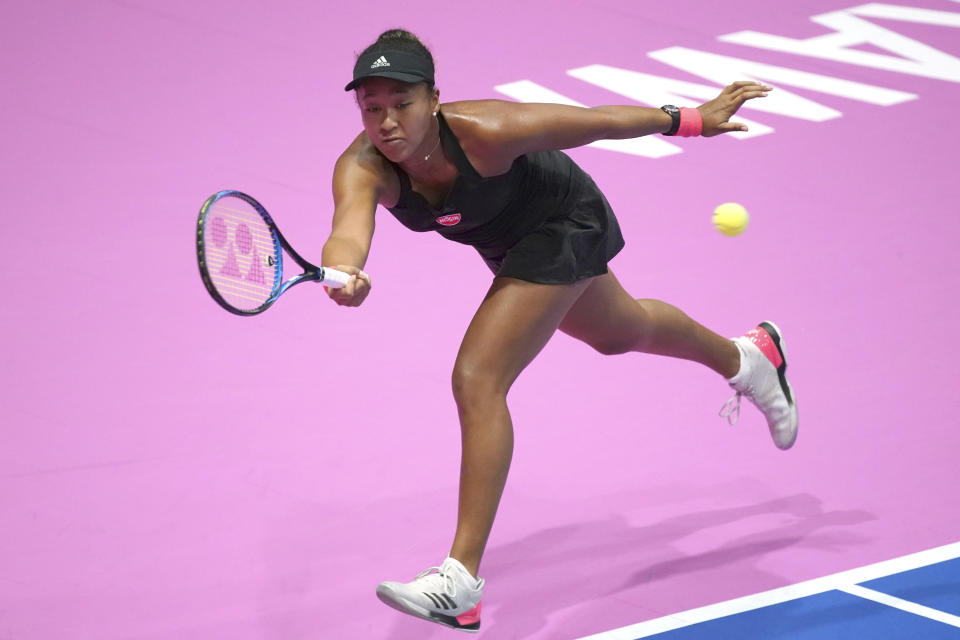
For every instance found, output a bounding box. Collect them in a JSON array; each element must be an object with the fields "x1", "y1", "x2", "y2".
[{"x1": 319, "y1": 267, "x2": 352, "y2": 288}]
